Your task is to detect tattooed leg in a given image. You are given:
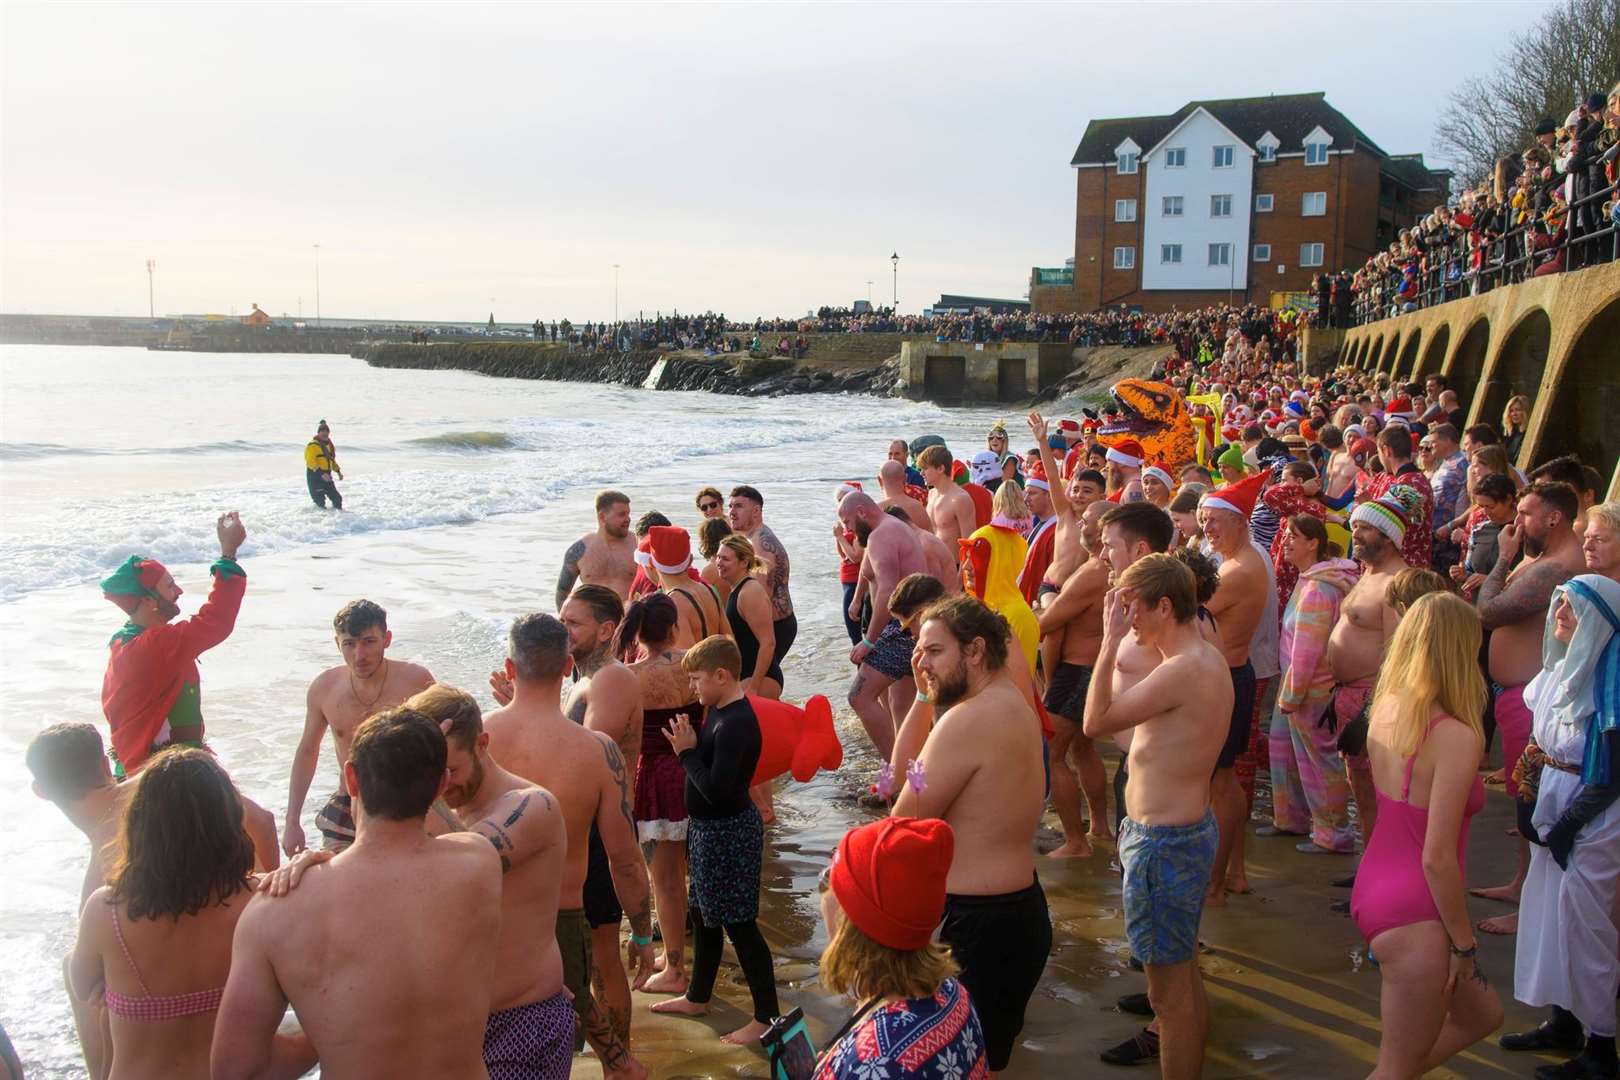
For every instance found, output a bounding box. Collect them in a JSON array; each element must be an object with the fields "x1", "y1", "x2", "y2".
[{"x1": 591, "y1": 923, "x2": 633, "y2": 1044}]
